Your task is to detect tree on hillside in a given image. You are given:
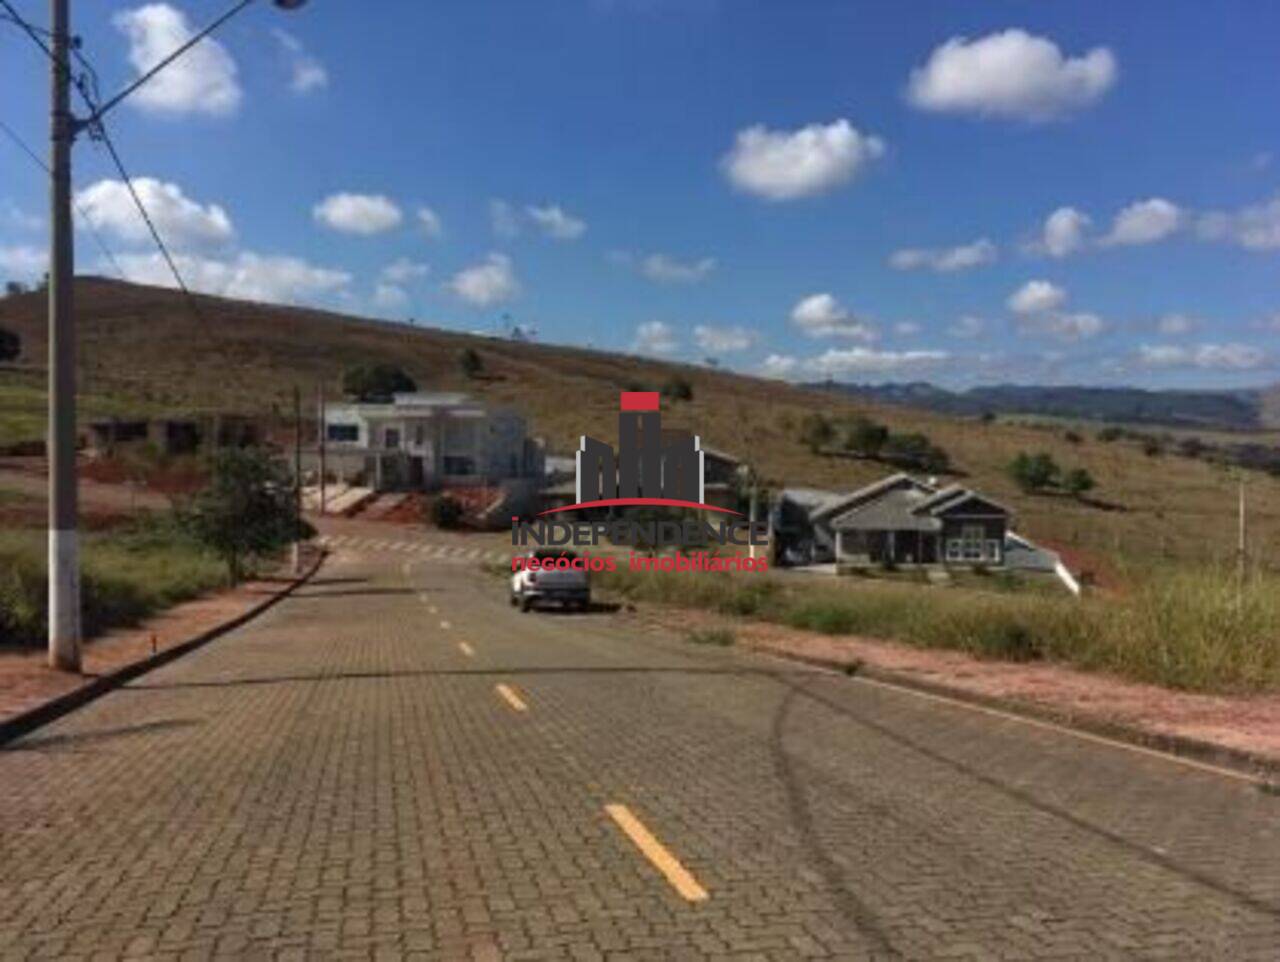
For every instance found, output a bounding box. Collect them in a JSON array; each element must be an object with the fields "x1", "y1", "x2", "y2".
[
  {"x1": 4, "y1": 281, "x2": 28, "y2": 298},
  {"x1": 458, "y1": 347, "x2": 484, "y2": 379},
  {"x1": 342, "y1": 363, "x2": 417, "y2": 401},
  {"x1": 183, "y1": 447, "x2": 311, "y2": 583},
  {"x1": 0, "y1": 326, "x2": 19, "y2": 362},
  {"x1": 1008, "y1": 451, "x2": 1060, "y2": 493},
  {"x1": 882, "y1": 431, "x2": 950, "y2": 473},
  {"x1": 661, "y1": 374, "x2": 694, "y2": 402},
  {"x1": 1063, "y1": 467, "x2": 1096, "y2": 499},
  {"x1": 799, "y1": 413, "x2": 834, "y2": 453},
  {"x1": 842, "y1": 416, "x2": 889, "y2": 458}
]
